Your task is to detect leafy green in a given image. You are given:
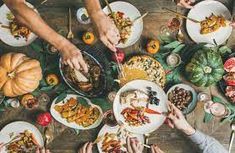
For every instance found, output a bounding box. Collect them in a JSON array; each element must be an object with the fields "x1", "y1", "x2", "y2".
[
  {"x1": 77, "y1": 97, "x2": 89, "y2": 107},
  {"x1": 203, "y1": 112, "x2": 213, "y2": 123},
  {"x1": 163, "y1": 41, "x2": 181, "y2": 49},
  {"x1": 55, "y1": 92, "x2": 67, "y2": 104}
]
